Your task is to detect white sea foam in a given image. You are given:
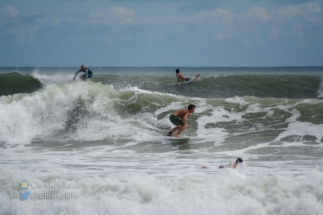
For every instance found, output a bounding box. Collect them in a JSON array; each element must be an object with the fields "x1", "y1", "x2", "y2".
[
  {"x1": 2, "y1": 67, "x2": 323, "y2": 215},
  {"x1": 0, "y1": 82, "x2": 171, "y2": 145},
  {"x1": 1, "y1": 169, "x2": 323, "y2": 215},
  {"x1": 317, "y1": 77, "x2": 323, "y2": 98},
  {"x1": 32, "y1": 70, "x2": 74, "y2": 86},
  {"x1": 225, "y1": 96, "x2": 249, "y2": 105},
  {"x1": 1, "y1": 81, "x2": 323, "y2": 215},
  {"x1": 275, "y1": 120, "x2": 323, "y2": 144}
]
